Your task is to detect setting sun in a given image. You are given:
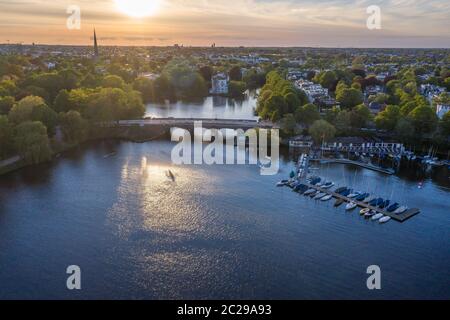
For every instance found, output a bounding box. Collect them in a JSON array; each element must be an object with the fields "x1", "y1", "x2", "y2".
[{"x1": 114, "y1": 0, "x2": 160, "y2": 18}]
